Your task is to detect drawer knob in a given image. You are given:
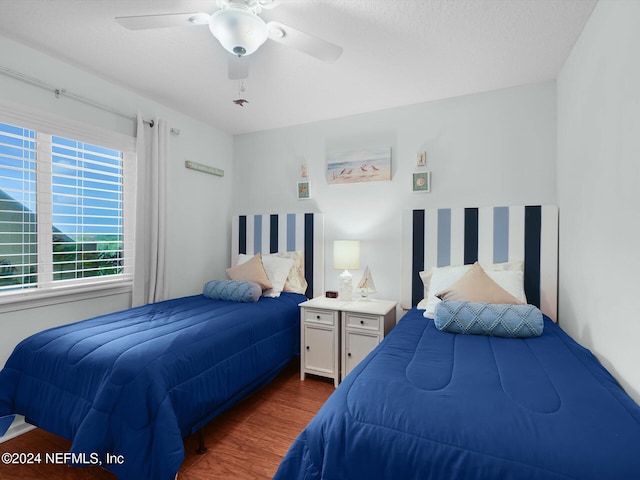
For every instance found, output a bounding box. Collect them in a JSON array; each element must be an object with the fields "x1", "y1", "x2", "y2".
[
  {"x1": 306, "y1": 346, "x2": 310, "y2": 350},
  {"x1": 347, "y1": 352, "x2": 352, "y2": 357},
  {"x1": 316, "y1": 315, "x2": 321, "y2": 319},
  {"x1": 360, "y1": 320, "x2": 364, "y2": 325}
]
